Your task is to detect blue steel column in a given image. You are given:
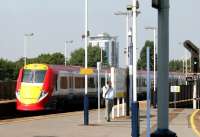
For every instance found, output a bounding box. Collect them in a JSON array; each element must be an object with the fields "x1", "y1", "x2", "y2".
[
  {"x1": 146, "y1": 47, "x2": 151, "y2": 137},
  {"x1": 151, "y1": 0, "x2": 177, "y2": 136}
]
